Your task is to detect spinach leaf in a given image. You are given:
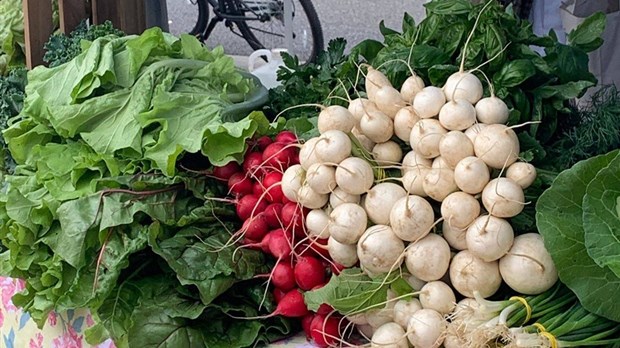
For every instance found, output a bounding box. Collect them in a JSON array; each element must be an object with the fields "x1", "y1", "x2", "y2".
[
  {"x1": 583, "y1": 153, "x2": 620, "y2": 277},
  {"x1": 536, "y1": 150, "x2": 620, "y2": 322},
  {"x1": 567, "y1": 12, "x2": 606, "y2": 52}
]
